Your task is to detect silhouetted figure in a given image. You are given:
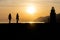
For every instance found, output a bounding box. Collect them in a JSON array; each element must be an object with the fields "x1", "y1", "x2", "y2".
[
  {"x1": 8, "y1": 13, "x2": 12, "y2": 23},
  {"x1": 50, "y1": 7, "x2": 56, "y2": 23},
  {"x1": 16, "y1": 13, "x2": 19, "y2": 23}
]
